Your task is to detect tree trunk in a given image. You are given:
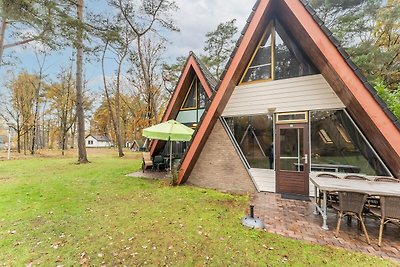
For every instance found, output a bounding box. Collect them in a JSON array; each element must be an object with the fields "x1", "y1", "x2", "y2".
[
  {"x1": 31, "y1": 82, "x2": 41, "y2": 155},
  {"x1": 70, "y1": 123, "x2": 76, "y2": 148},
  {"x1": 17, "y1": 130, "x2": 21, "y2": 153},
  {"x1": 115, "y1": 53, "x2": 126, "y2": 157},
  {"x1": 75, "y1": 0, "x2": 88, "y2": 163},
  {"x1": 0, "y1": 17, "x2": 7, "y2": 65}
]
